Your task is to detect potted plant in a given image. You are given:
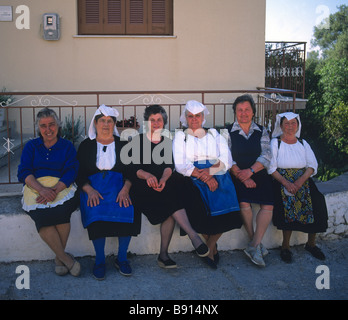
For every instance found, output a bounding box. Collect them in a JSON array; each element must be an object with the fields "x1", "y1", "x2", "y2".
[
  {"x1": 0, "y1": 88, "x2": 13, "y2": 127},
  {"x1": 116, "y1": 116, "x2": 139, "y2": 134},
  {"x1": 61, "y1": 115, "x2": 82, "y2": 147}
]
